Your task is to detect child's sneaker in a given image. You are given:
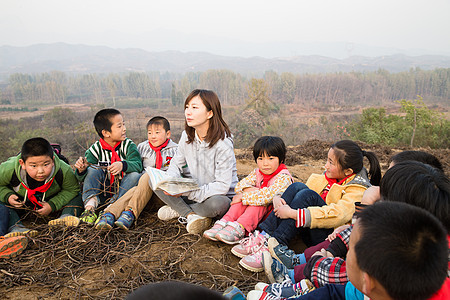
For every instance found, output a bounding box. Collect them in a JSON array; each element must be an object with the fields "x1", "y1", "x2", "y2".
[
  {"x1": 4, "y1": 224, "x2": 38, "y2": 238},
  {"x1": 256, "y1": 279, "x2": 315, "y2": 299},
  {"x1": 95, "y1": 212, "x2": 115, "y2": 230},
  {"x1": 222, "y1": 285, "x2": 246, "y2": 300},
  {"x1": 115, "y1": 209, "x2": 135, "y2": 230},
  {"x1": 0, "y1": 236, "x2": 28, "y2": 259},
  {"x1": 262, "y1": 250, "x2": 292, "y2": 284},
  {"x1": 247, "y1": 290, "x2": 284, "y2": 300},
  {"x1": 157, "y1": 205, "x2": 180, "y2": 221},
  {"x1": 239, "y1": 245, "x2": 268, "y2": 272},
  {"x1": 203, "y1": 219, "x2": 227, "y2": 241},
  {"x1": 48, "y1": 215, "x2": 80, "y2": 227},
  {"x1": 216, "y1": 221, "x2": 245, "y2": 244},
  {"x1": 80, "y1": 209, "x2": 98, "y2": 225},
  {"x1": 231, "y1": 230, "x2": 267, "y2": 258},
  {"x1": 184, "y1": 214, "x2": 212, "y2": 235},
  {"x1": 268, "y1": 237, "x2": 301, "y2": 269}
]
